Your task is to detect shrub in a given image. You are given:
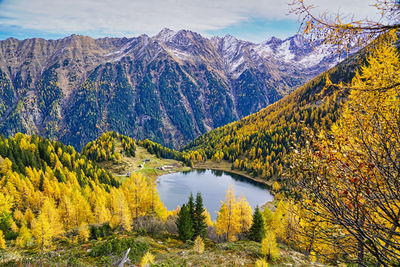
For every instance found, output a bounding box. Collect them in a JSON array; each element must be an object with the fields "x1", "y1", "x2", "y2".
[
  {"x1": 206, "y1": 226, "x2": 225, "y2": 243},
  {"x1": 90, "y1": 224, "x2": 112, "y2": 240},
  {"x1": 140, "y1": 251, "x2": 155, "y2": 266},
  {"x1": 134, "y1": 216, "x2": 165, "y2": 235},
  {"x1": 90, "y1": 237, "x2": 148, "y2": 263},
  {"x1": 165, "y1": 216, "x2": 178, "y2": 235},
  {"x1": 193, "y1": 236, "x2": 205, "y2": 254}
]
